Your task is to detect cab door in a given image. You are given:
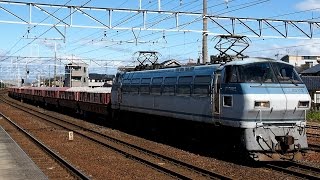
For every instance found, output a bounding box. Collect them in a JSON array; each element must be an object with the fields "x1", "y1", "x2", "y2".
[{"x1": 214, "y1": 71, "x2": 221, "y2": 116}]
